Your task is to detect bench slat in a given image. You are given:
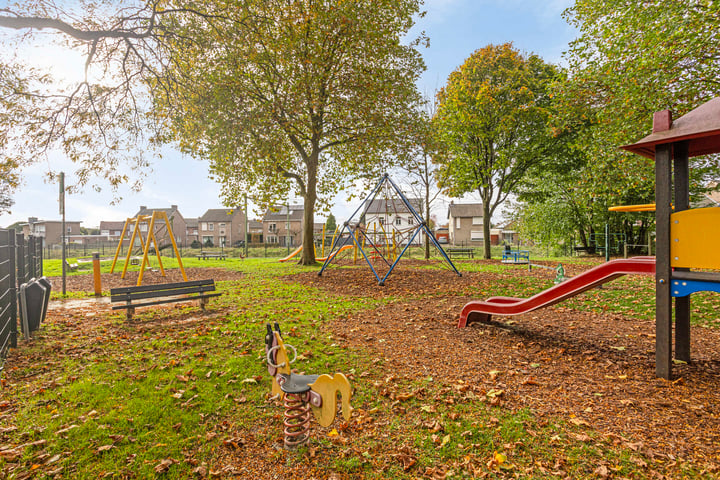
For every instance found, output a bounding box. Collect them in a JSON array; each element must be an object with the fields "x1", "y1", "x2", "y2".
[
  {"x1": 111, "y1": 284, "x2": 216, "y2": 302},
  {"x1": 110, "y1": 279, "x2": 214, "y2": 296},
  {"x1": 111, "y1": 293, "x2": 223, "y2": 310}
]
